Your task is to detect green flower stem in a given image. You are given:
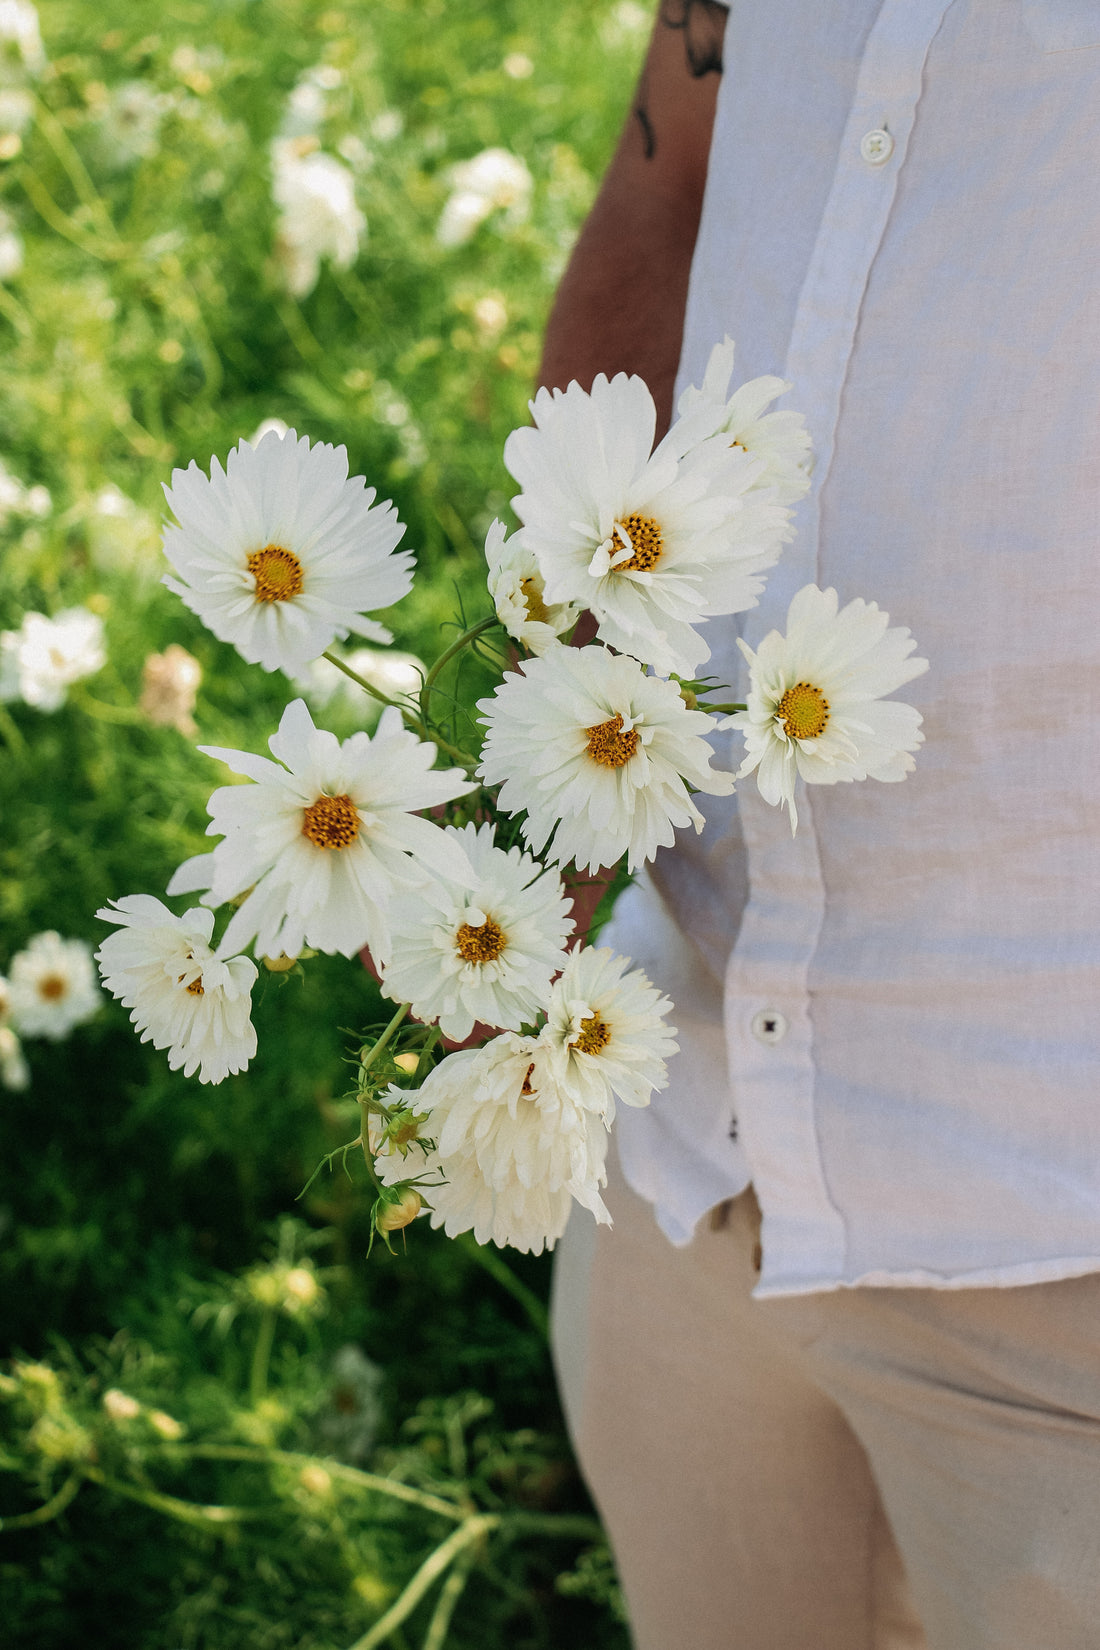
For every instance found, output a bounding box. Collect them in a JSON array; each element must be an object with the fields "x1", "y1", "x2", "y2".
[
  {"x1": 0, "y1": 1469, "x2": 82, "y2": 1532},
  {"x1": 417, "y1": 614, "x2": 499, "y2": 732},
  {"x1": 249, "y1": 1305, "x2": 278, "y2": 1408},
  {"x1": 81, "y1": 1465, "x2": 267, "y2": 1528},
  {"x1": 359, "y1": 1002, "x2": 412, "y2": 1078},
  {"x1": 455, "y1": 1233, "x2": 550, "y2": 1343},
  {"x1": 182, "y1": 1445, "x2": 465, "y2": 1522},
  {"x1": 421, "y1": 1548, "x2": 475, "y2": 1650},
  {"x1": 699, "y1": 701, "x2": 747, "y2": 715},
  {"x1": 346, "y1": 1514, "x2": 499, "y2": 1650},
  {"x1": 0, "y1": 703, "x2": 27, "y2": 759},
  {"x1": 69, "y1": 689, "x2": 145, "y2": 725},
  {"x1": 320, "y1": 651, "x2": 476, "y2": 771},
  {"x1": 32, "y1": 98, "x2": 119, "y2": 239},
  {"x1": 320, "y1": 650, "x2": 405, "y2": 712}
]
